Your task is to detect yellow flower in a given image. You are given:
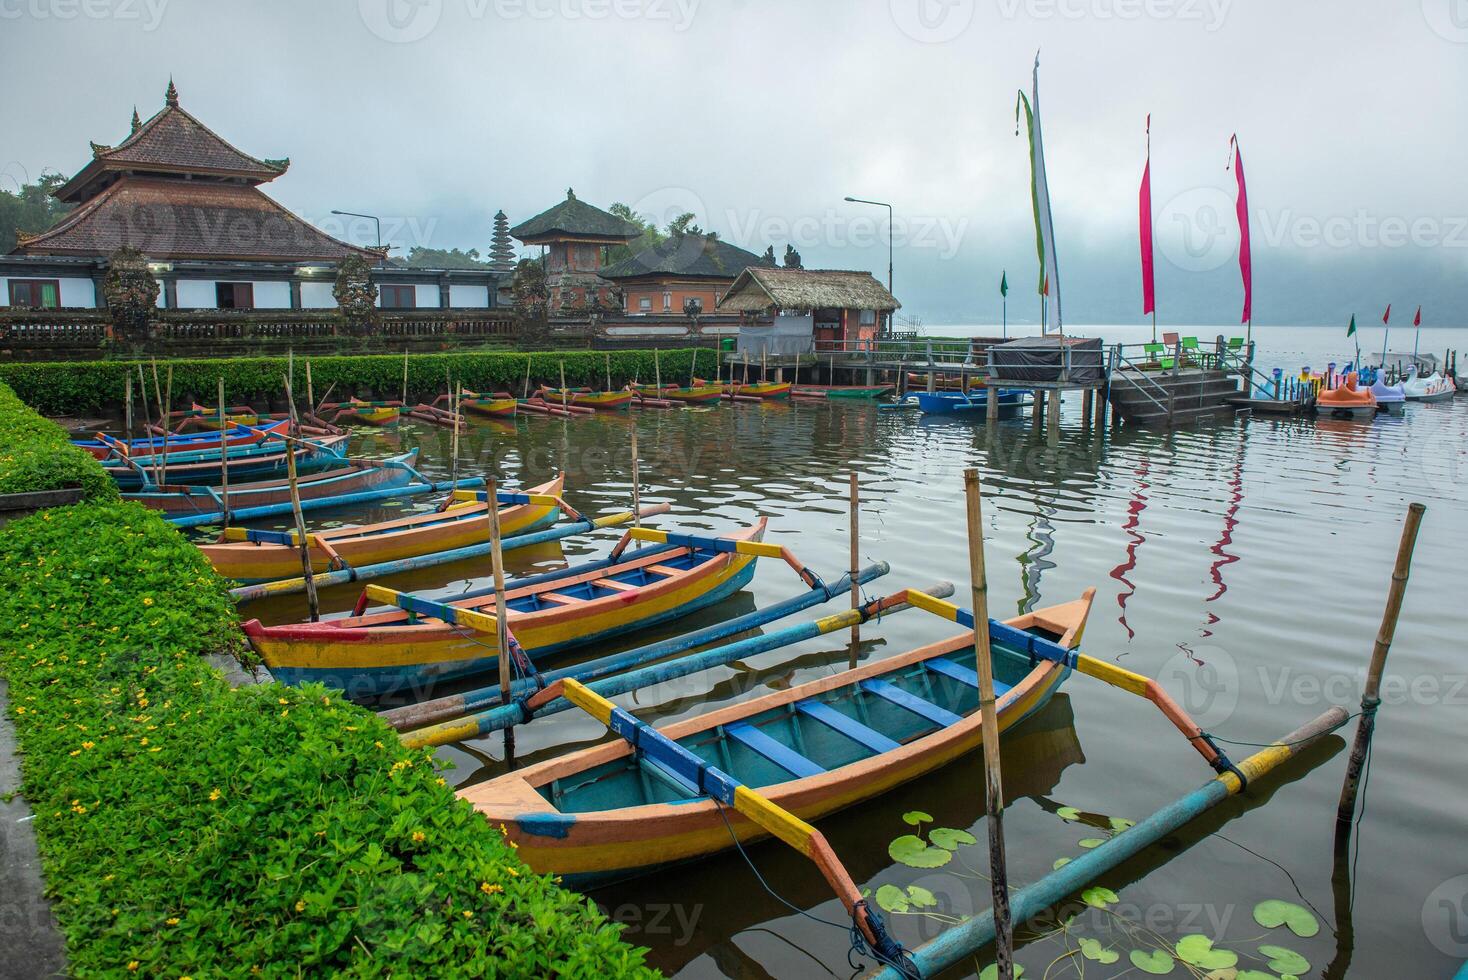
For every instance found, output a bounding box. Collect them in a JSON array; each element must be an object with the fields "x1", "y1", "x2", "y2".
[
  {"x1": 480, "y1": 882, "x2": 503, "y2": 895},
  {"x1": 82, "y1": 741, "x2": 95, "y2": 749},
  {"x1": 166, "y1": 917, "x2": 179, "y2": 926},
  {"x1": 411, "y1": 830, "x2": 426, "y2": 844},
  {"x1": 126, "y1": 962, "x2": 139, "y2": 972},
  {"x1": 295, "y1": 900, "x2": 305, "y2": 912},
  {"x1": 69, "y1": 750, "x2": 81, "y2": 757},
  {"x1": 141, "y1": 597, "x2": 154, "y2": 607},
  {"x1": 462, "y1": 910, "x2": 473, "y2": 918},
  {"x1": 209, "y1": 788, "x2": 222, "y2": 802}
]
